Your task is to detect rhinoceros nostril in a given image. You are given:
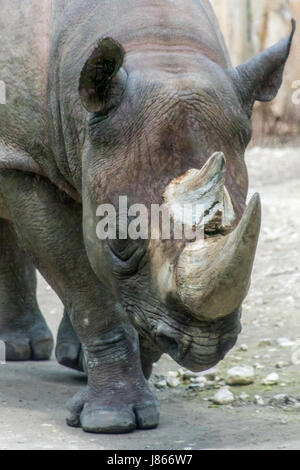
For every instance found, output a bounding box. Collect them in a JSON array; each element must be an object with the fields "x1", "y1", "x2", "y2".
[{"x1": 156, "y1": 332, "x2": 180, "y2": 358}]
